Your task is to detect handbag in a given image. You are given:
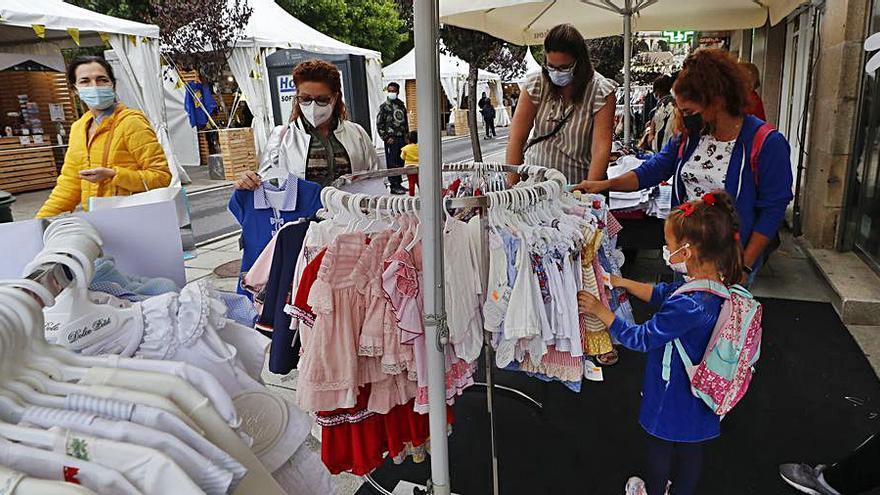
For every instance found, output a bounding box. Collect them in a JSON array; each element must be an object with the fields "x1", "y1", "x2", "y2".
[{"x1": 88, "y1": 111, "x2": 191, "y2": 228}]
